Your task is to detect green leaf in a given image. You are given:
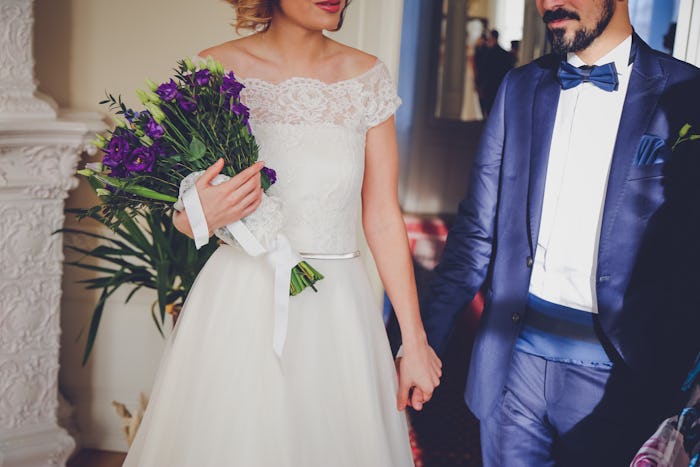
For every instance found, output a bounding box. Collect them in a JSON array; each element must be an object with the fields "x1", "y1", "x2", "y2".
[
  {"x1": 679, "y1": 123, "x2": 692, "y2": 138},
  {"x1": 155, "y1": 260, "x2": 171, "y2": 324},
  {"x1": 188, "y1": 137, "x2": 207, "y2": 160},
  {"x1": 125, "y1": 285, "x2": 143, "y2": 303},
  {"x1": 93, "y1": 174, "x2": 178, "y2": 203},
  {"x1": 118, "y1": 213, "x2": 155, "y2": 257},
  {"x1": 82, "y1": 287, "x2": 116, "y2": 365},
  {"x1": 150, "y1": 301, "x2": 165, "y2": 338}
]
